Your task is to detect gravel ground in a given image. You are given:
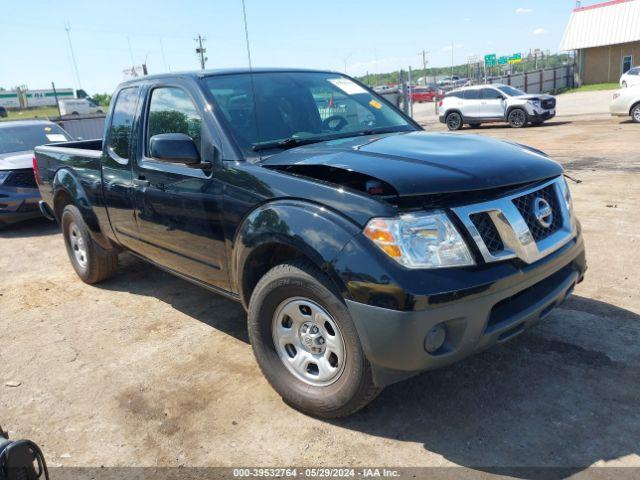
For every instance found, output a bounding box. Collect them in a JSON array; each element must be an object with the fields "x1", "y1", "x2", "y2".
[{"x1": 1, "y1": 113, "x2": 639, "y2": 477}]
